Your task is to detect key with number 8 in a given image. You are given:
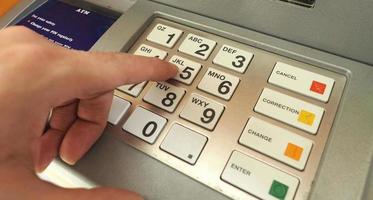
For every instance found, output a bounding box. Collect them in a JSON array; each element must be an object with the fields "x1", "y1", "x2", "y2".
[{"x1": 143, "y1": 82, "x2": 186, "y2": 113}]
